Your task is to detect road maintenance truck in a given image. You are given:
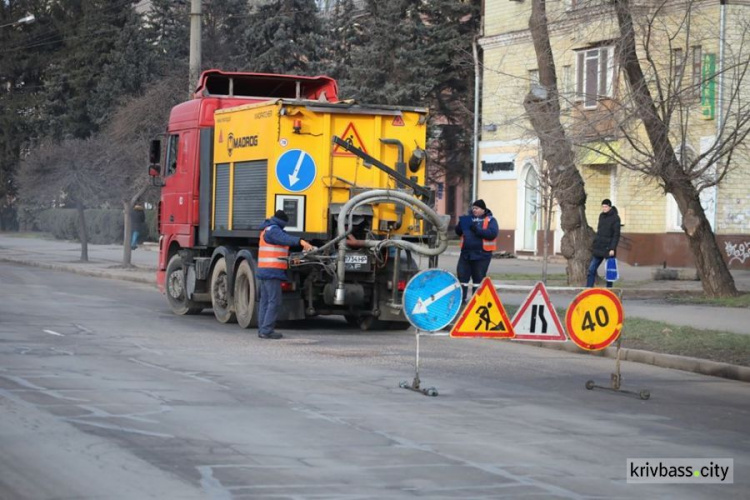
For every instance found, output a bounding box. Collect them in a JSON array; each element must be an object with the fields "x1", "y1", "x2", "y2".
[{"x1": 148, "y1": 69, "x2": 448, "y2": 330}]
